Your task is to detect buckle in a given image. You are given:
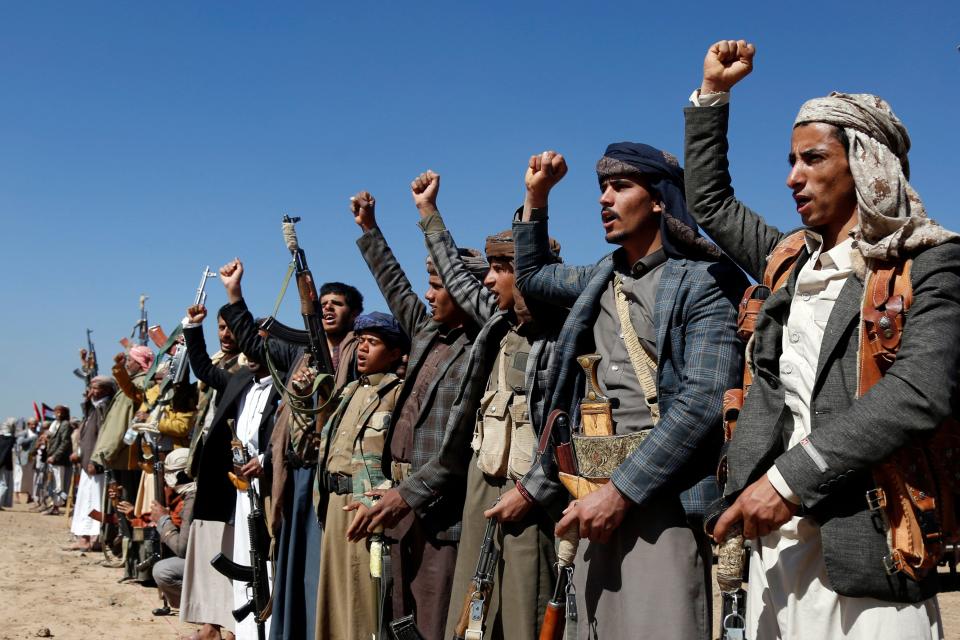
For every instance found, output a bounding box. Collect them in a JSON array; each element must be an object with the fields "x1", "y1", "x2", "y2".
[
  {"x1": 882, "y1": 552, "x2": 903, "y2": 576},
  {"x1": 866, "y1": 487, "x2": 887, "y2": 512}
]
